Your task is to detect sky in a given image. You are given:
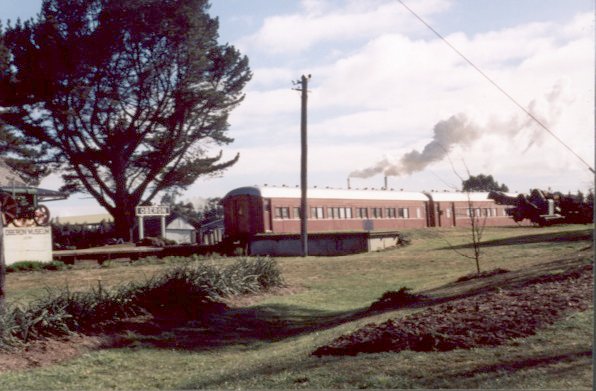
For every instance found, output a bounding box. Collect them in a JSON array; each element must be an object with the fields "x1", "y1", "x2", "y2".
[{"x1": 1, "y1": 0, "x2": 594, "y2": 216}]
